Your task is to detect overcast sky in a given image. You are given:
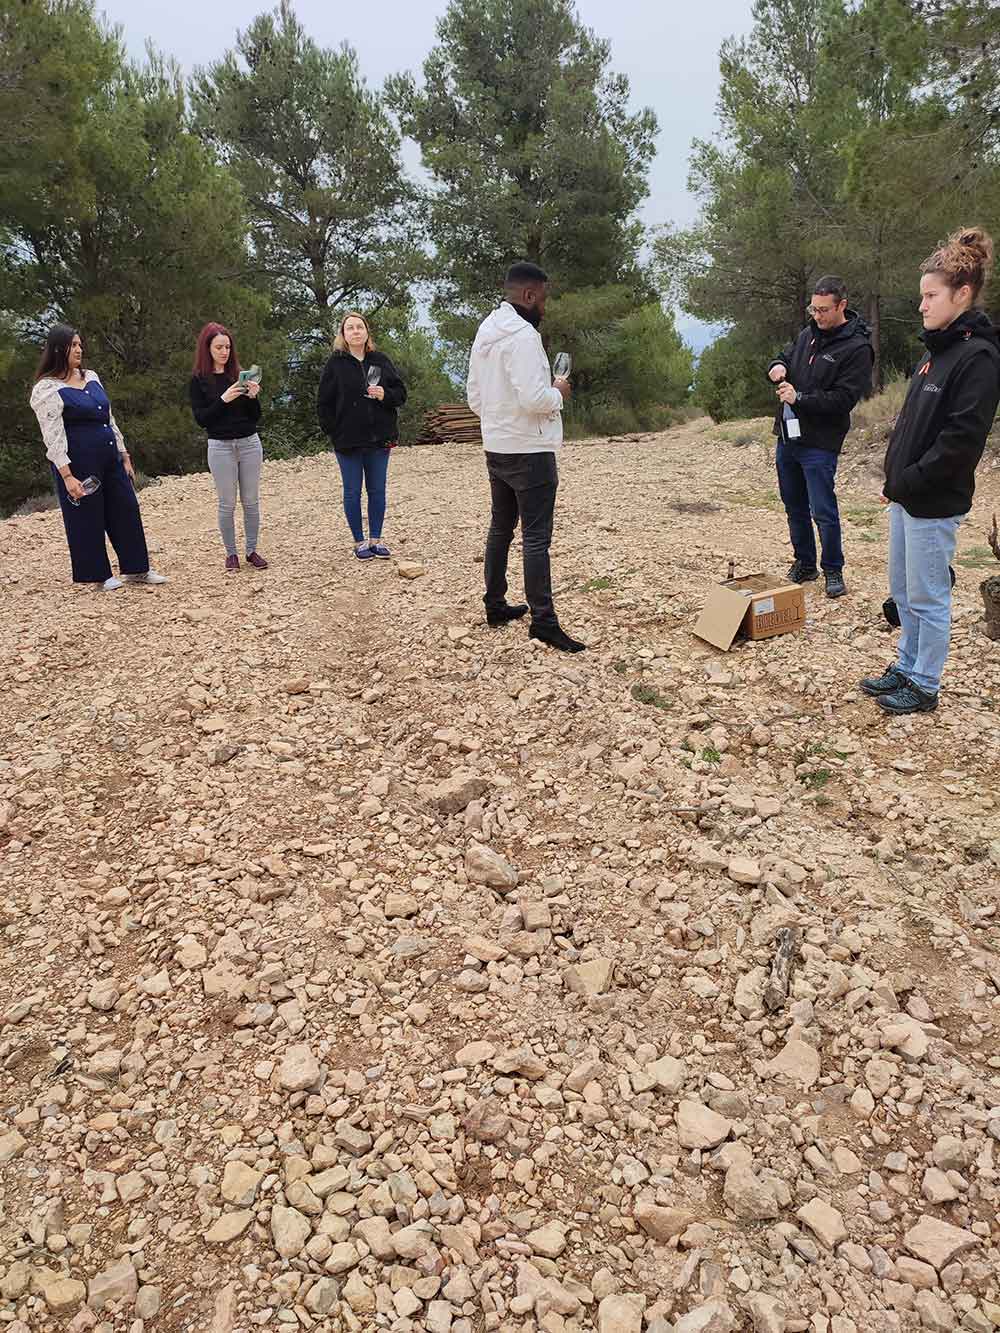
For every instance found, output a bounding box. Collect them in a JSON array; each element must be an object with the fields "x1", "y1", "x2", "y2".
[{"x1": 96, "y1": 0, "x2": 753, "y2": 345}]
